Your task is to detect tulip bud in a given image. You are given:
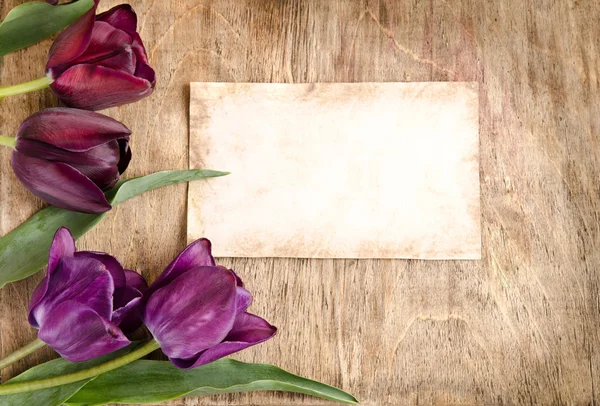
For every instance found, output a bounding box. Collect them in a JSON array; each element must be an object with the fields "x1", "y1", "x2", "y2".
[
  {"x1": 46, "y1": 3, "x2": 155, "y2": 111},
  {"x1": 28, "y1": 227, "x2": 147, "y2": 362},
  {"x1": 11, "y1": 108, "x2": 132, "y2": 214},
  {"x1": 143, "y1": 239, "x2": 277, "y2": 369}
]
